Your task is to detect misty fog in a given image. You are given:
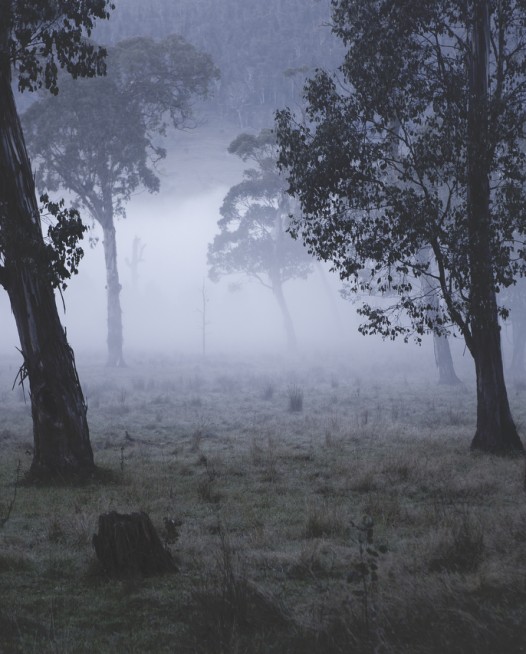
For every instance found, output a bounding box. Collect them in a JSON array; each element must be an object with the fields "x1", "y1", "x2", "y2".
[
  {"x1": 0, "y1": 0, "x2": 484, "y2": 386},
  {"x1": 0, "y1": 118, "x2": 465, "y2": 377},
  {"x1": 7, "y1": 3, "x2": 526, "y2": 651}
]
